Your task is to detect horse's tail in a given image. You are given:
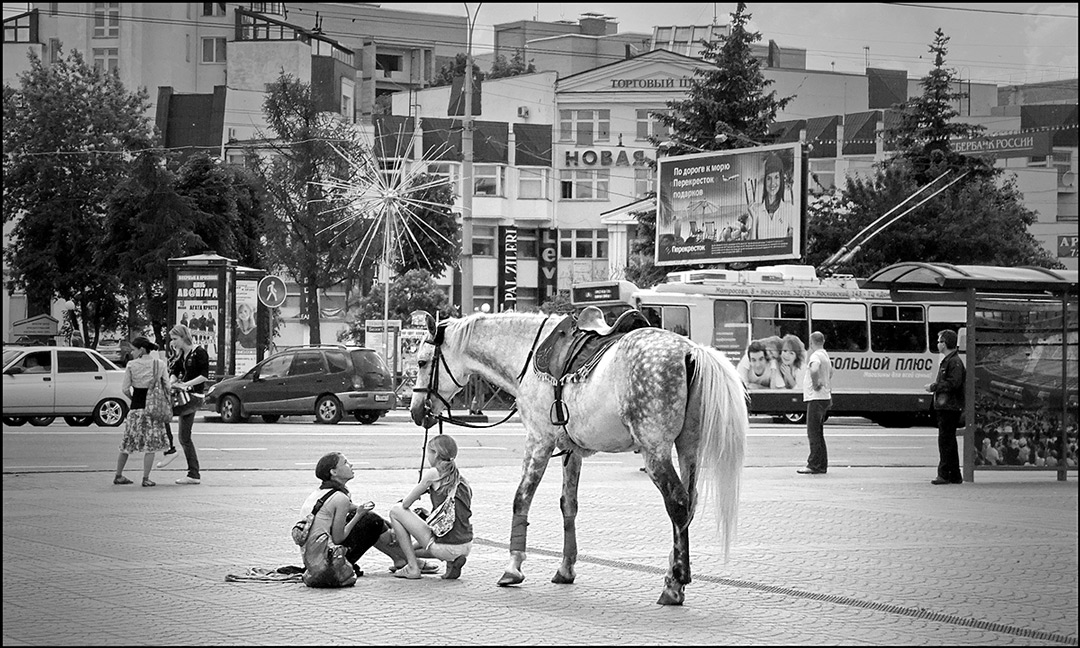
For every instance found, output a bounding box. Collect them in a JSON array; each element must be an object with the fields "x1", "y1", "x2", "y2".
[{"x1": 687, "y1": 344, "x2": 748, "y2": 561}]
